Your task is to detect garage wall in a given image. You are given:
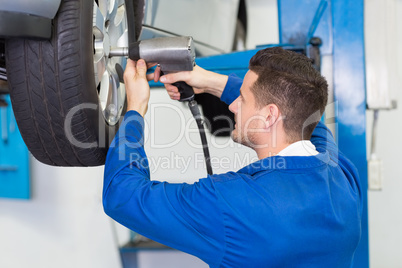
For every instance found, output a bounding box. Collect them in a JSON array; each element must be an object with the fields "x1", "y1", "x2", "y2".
[
  {"x1": 0, "y1": 164, "x2": 121, "y2": 268},
  {"x1": 366, "y1": 0, "x2": 402, "y2": 267}
]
